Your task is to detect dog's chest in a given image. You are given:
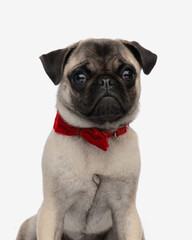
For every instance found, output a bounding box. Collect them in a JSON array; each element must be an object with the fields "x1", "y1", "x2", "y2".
[
  {"x1": 42, "y1": 129, "x2": 140, "y2": 236},
  {"x1": 63, "y1": 174, "x2": 113, "y2": 236},
  {"x1": 43, "y1": 129, "x2": 140, "y2": 179}
]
